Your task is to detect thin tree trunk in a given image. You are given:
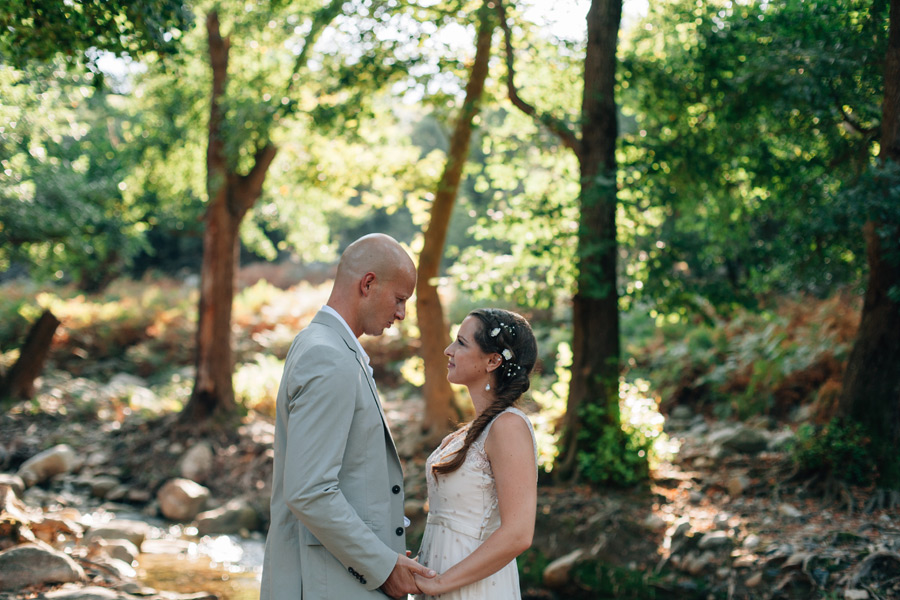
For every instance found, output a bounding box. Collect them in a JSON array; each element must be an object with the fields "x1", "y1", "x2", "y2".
[
  {"x1": 1, "y1": 309, "x2": 60, "y2": 403},
  {"x1": 417, "y1": 0, "x2": 494, "y2": 444},
  {"x1": 557, "y1": 0, "x2": 623, "y2": 480},
  {"x1": 838, "y1": 0, "x2": 900, "y2": 475},
  {"x1": 183, "y1": 11, "x2": 277, "y2": 422}
]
